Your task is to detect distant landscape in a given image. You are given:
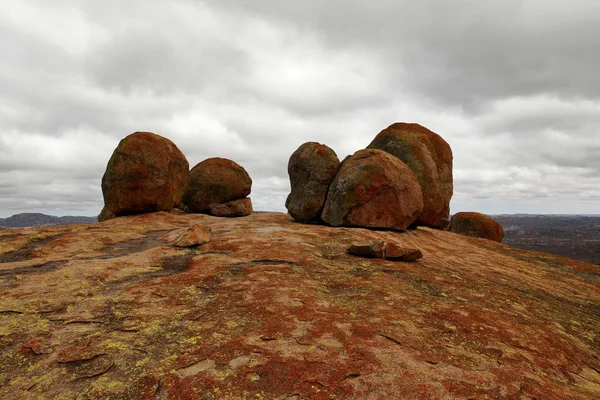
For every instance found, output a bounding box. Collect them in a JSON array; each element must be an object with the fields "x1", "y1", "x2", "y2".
[
  {"x1": 492, "y1": 214, "x2": 600, "y2": 265},
  {"x1": 0, "y1": 213, "x2": 97, "y2": 228},
  {"x1": 1, "y1": 212, "x2": 598, "y2": 265}
]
